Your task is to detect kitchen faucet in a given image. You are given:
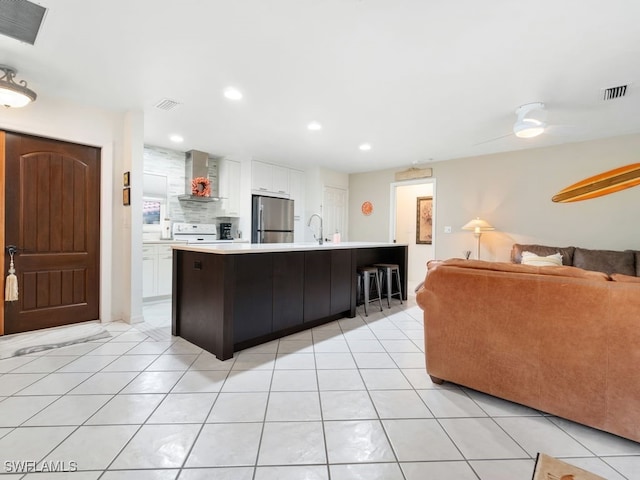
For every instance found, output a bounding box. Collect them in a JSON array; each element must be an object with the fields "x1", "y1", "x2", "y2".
[{"x1": 307, "y1": 213, "x2": 323, "y2": 245}]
